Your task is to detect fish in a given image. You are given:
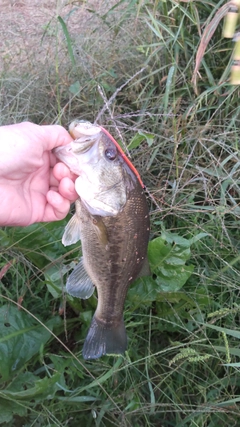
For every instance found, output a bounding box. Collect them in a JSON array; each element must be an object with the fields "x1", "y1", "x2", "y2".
[{"x1": 54, "y1": 121, "x2": 150, "y2": 359}]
